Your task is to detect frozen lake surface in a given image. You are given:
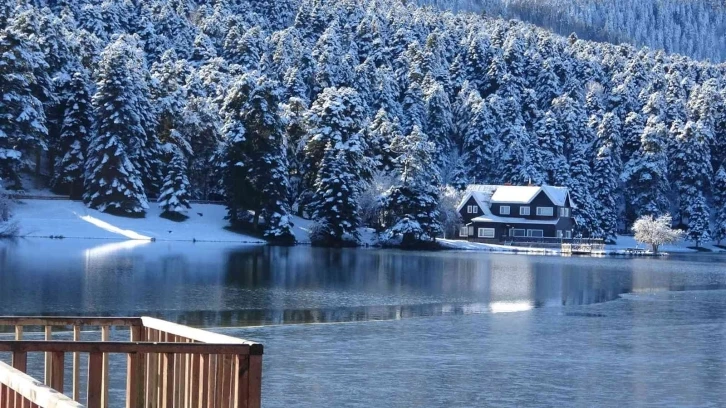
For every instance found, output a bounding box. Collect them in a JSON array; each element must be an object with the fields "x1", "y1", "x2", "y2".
[{"x1": 1, "y1": 239, "x2": 725, "y2": 406}]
